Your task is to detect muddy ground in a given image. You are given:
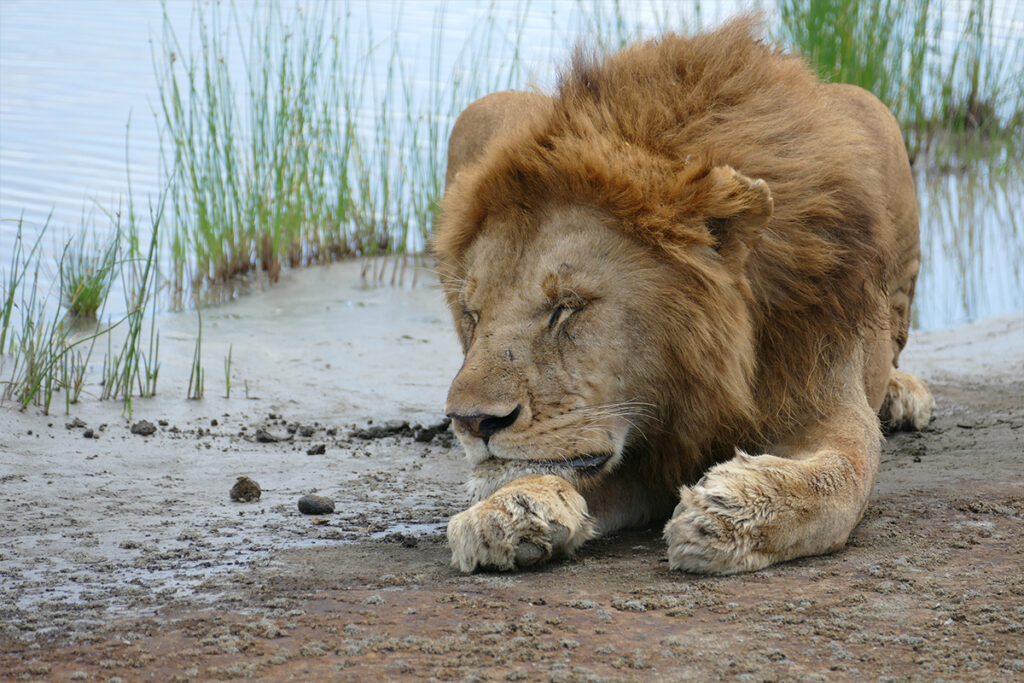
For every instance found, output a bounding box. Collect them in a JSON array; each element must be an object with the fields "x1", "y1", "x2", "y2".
[{"x1": 1, "y1": 263, "x2": 1021, "y2": 681}]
